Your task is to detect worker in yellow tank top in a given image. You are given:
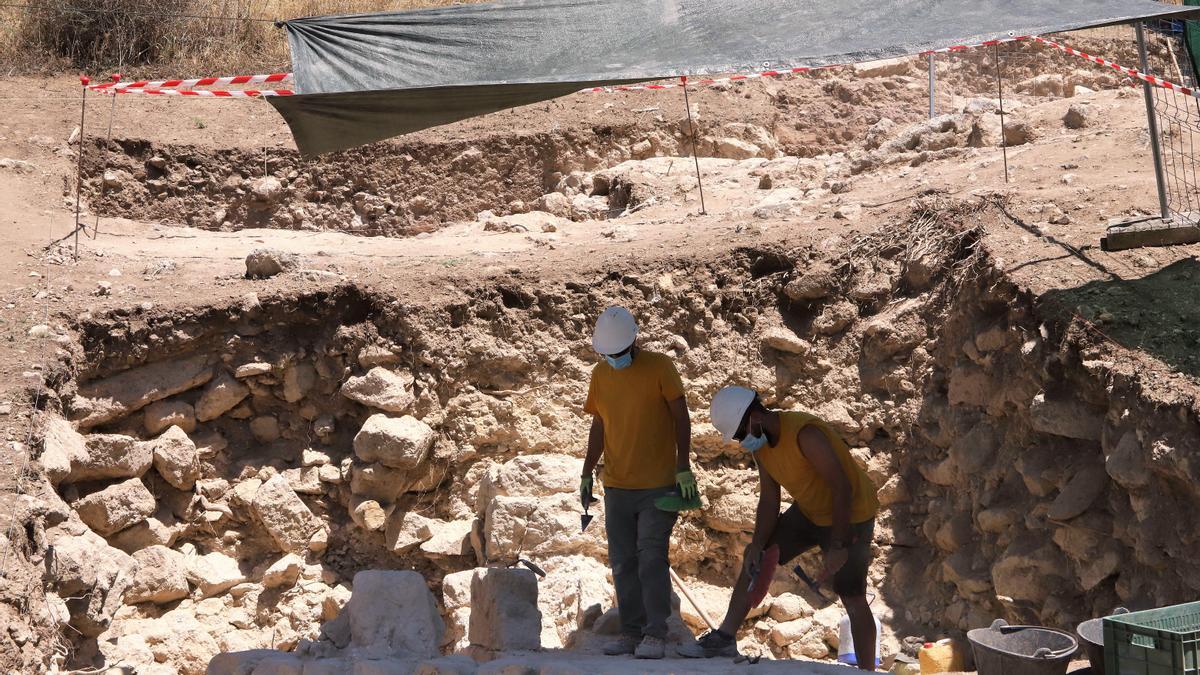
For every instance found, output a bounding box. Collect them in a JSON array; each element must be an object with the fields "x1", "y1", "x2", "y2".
[{"x1": 679, "y1": 386, "x2": 880, "y2": 670}]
